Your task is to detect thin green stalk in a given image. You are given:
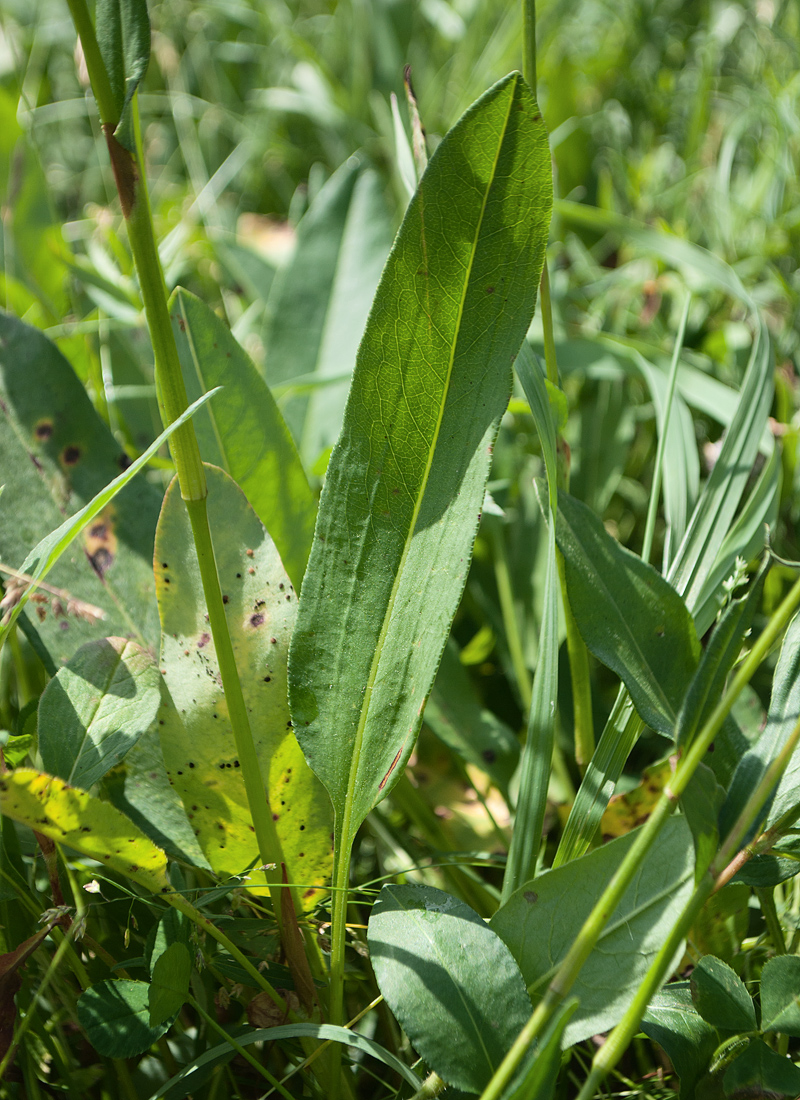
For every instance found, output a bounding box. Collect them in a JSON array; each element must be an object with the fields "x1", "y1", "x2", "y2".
[
  {"x1": 642, "y1": 293, "x2": 691, "y2": 565},
  {"x1": 410, "y1": 1072, "x2": 447, "y2": 1099},
  {"x1": 67, "y1": 0, "x2": 299, "y2": 942},
  {"x1": 491, "y1": 523, "x2": 532, "y2": 711},
  {"x1": 480, "y1": 574, "x2": 800, "y2": 1097},
  {"x1": 557, "y1": 549, "x2": 594, "y2": 772},
  {"x1": 188, "y1": 993, "x2": 294, "y2": 1100},
  {"x1": 521, "y1": 0, "x2": 536, "y2": 96},
  {"x1": 756, "y1": 887, "x2": 786, "y2": 954}
]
